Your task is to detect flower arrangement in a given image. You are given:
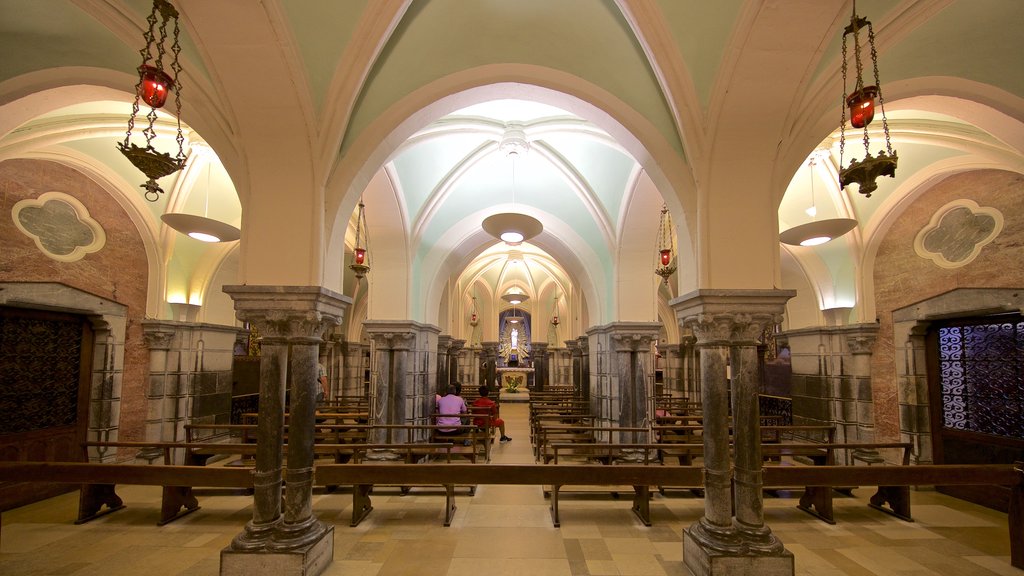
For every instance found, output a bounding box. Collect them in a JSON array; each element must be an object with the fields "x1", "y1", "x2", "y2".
[{"x1": 505, "y1": 375, "x2": 523, "y2": 393}]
